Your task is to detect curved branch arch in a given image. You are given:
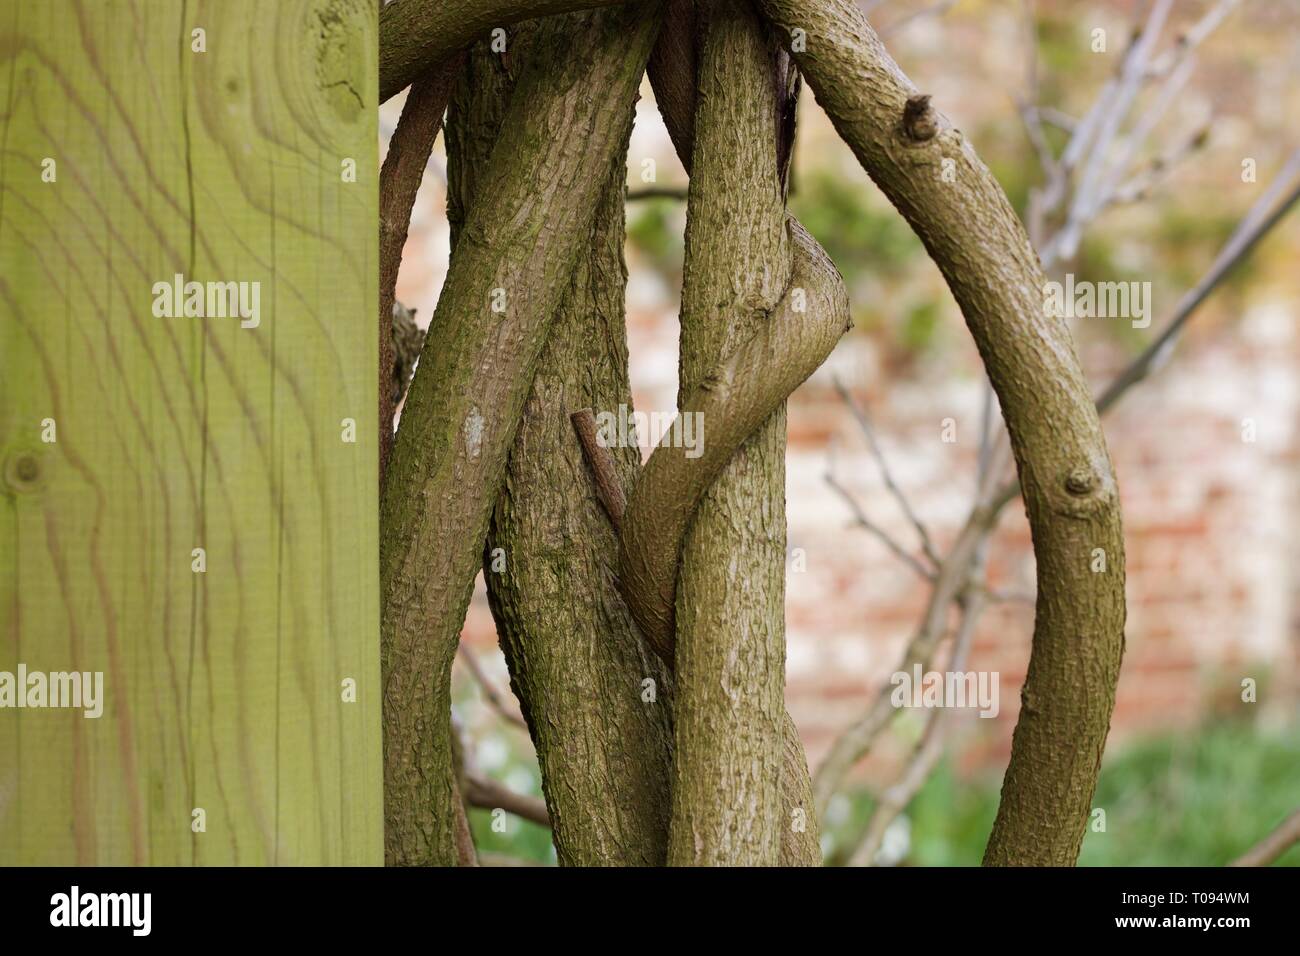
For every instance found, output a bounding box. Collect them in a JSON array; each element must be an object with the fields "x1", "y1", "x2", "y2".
[{"x1": 755, "y1": 0, "x2": 1126, "y2": 866}]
